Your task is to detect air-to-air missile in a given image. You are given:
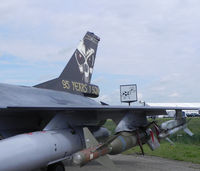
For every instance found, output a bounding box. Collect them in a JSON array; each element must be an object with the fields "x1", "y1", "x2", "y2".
[{"x1": 159, "y1": 119, "x2": 193, "y2": 138}]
